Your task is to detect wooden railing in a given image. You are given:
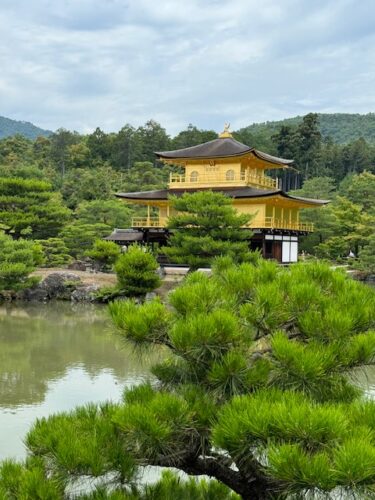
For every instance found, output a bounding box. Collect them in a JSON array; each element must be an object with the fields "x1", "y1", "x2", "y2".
[
  {"x1": 250, "y1": 217, "x2": 314, "y2": 232},
  {"x1": 131, "y1": 216, "x2": 314, "y2": 232},
  {"x1": 169, "y1": 172, "x2": 278, "y2": 189},
  {"x1": 131, "y1": 217, "x2": 166, "y2": 228}
]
